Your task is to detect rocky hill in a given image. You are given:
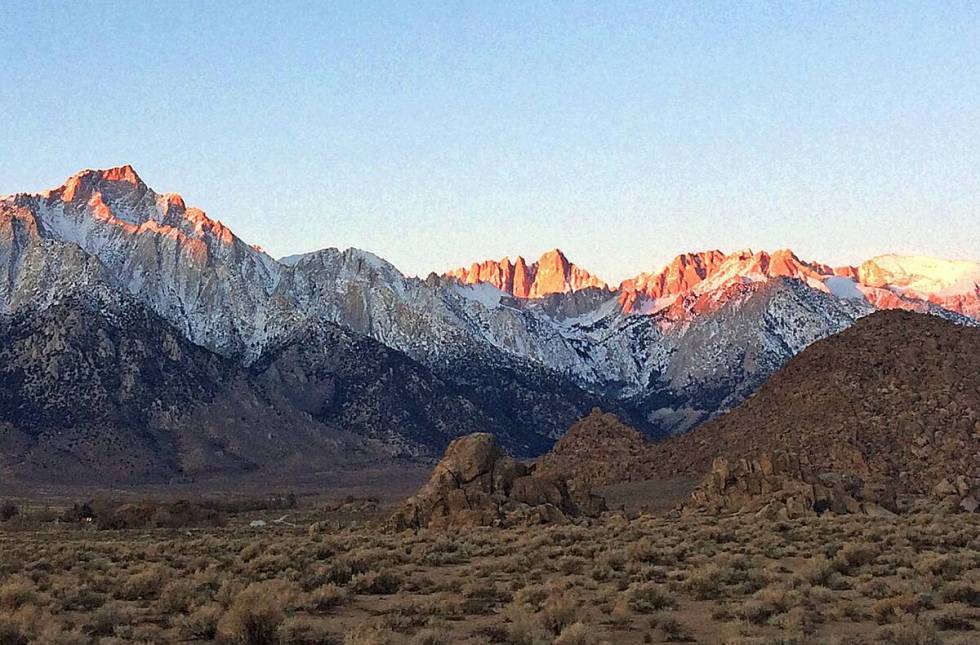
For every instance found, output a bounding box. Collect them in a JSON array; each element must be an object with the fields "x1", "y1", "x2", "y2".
[
  {"x1": 648, "y1": 310, "x2": 980, "y2": 494},
  {"x1": 536, "y1": 409, "x2": 654, "y2": 486},
  {"x1": 390, "y1": 433, "x2": 605, "y2": 530}
]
